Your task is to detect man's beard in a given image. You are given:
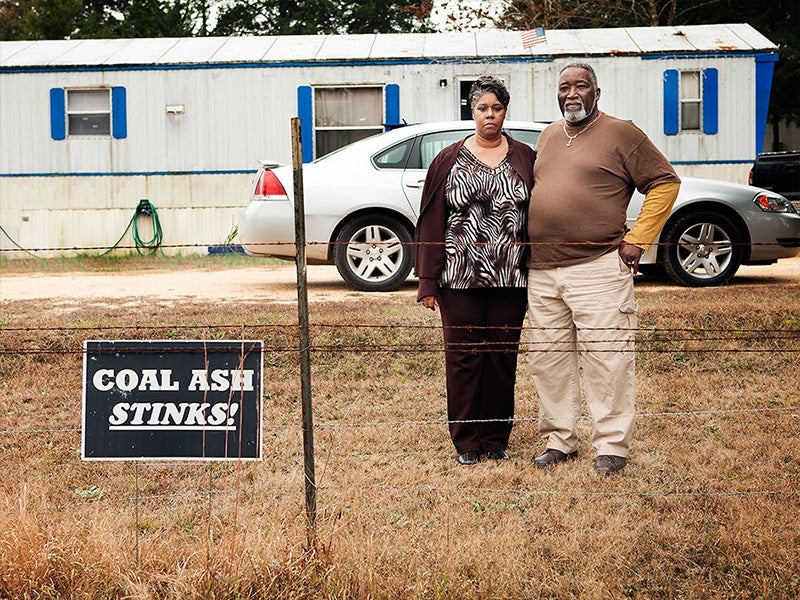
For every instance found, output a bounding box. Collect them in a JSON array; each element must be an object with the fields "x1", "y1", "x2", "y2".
[{"x1": 564, "y1": 97, "x2": 595, "y2": 124}]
